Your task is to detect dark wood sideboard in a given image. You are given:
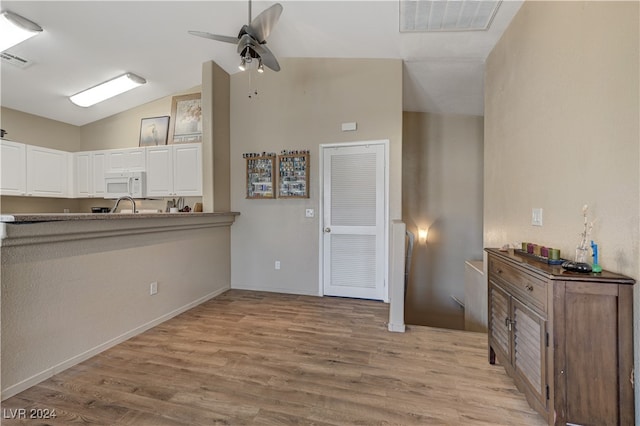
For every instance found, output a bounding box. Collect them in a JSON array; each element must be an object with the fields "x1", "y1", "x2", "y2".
[{"x1": 485, "y1": 248, "x2": 635, "y2": 425}]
